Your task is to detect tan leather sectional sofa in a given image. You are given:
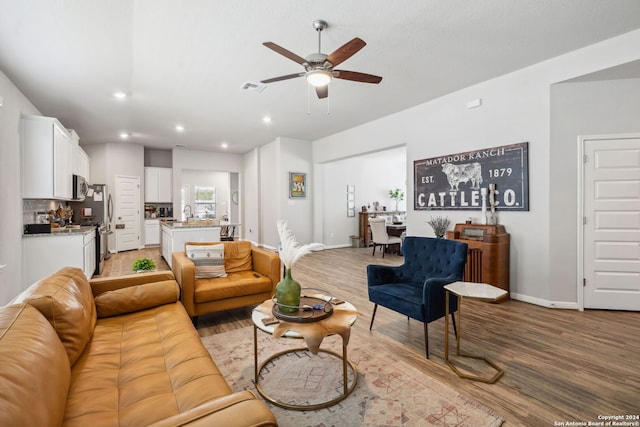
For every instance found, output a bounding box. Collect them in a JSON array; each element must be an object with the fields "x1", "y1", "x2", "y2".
[
  {"x1": 0, "y1": 267, "x2": 277, "y2": 427},
  {"x1": 172, "y1": 241, "x2": 281, "y2": 324}
]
